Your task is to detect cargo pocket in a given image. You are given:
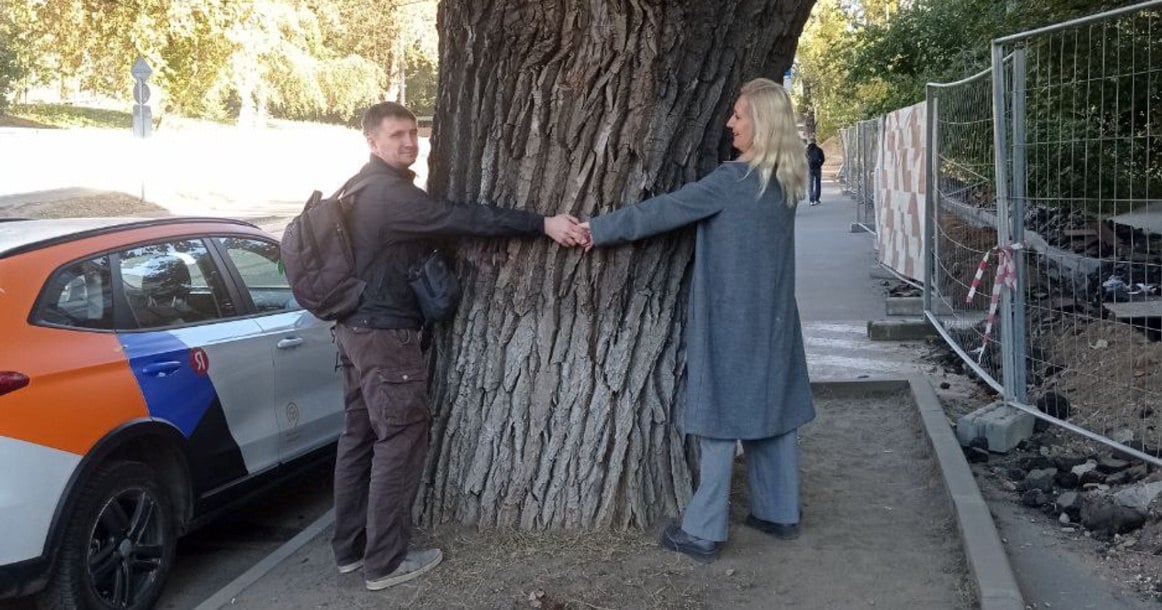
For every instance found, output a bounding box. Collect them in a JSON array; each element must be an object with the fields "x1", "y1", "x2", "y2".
[{"x1": 366, "y1": 366, "x2": 430, "y2": 432}]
